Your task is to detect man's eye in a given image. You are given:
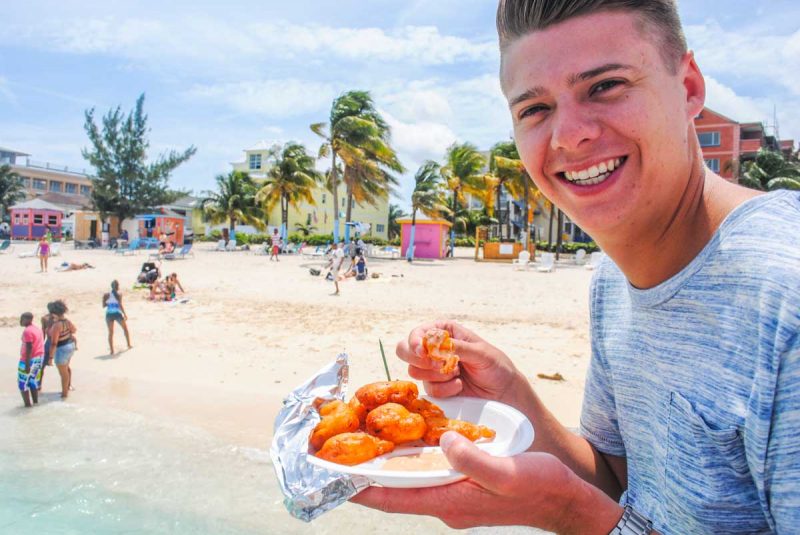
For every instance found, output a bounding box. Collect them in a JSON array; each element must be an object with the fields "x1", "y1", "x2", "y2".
[
  {"x1": 590, "y1": 80, "x2": 623, "y2": 96},
  {"x1": 519, "y1": 105, "x2": 548, "y2": 120}
]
